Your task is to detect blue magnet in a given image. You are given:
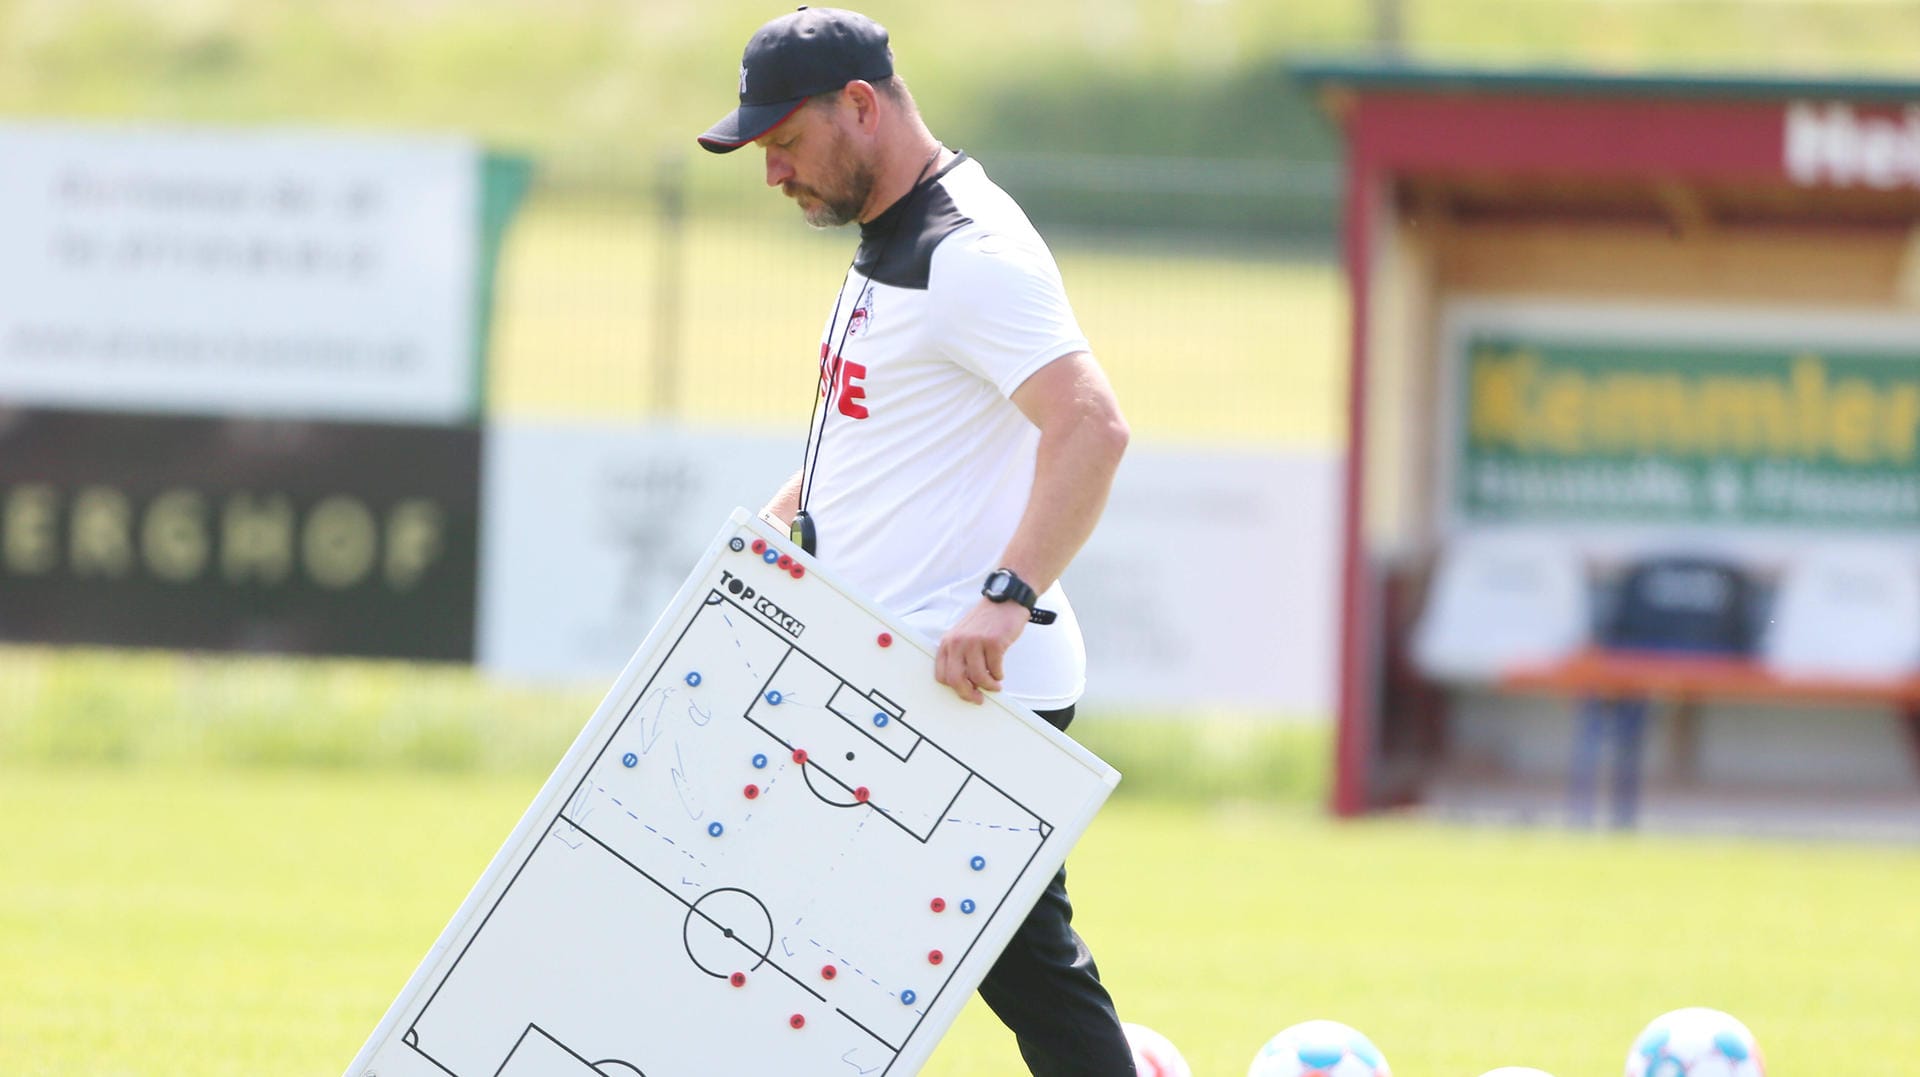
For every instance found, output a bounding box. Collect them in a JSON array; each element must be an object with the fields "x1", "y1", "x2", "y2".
[
  {"x1": 708, "y1": 822, "x2": 725, "y2": 837},
  {"x1": 763, "y1": 549, "x2": 780, "y2": 564},
  {"x1": 765, "y1": 690, "x2": 783, "y2": 705},
  {"x1": 873, "y1": 712, "x2": 889, "y2": 728},
  {"x1": 685, "y1": 671, "x2": 702, "y2": 687},
  {"x1": 900, "y1": 990, "x2": 917, "y2": 1006},
  {"x1": 960, "y1": 899, "x2": 976, "y2": 914},
  {"x1": 969, "y1": 855, "x2": 986, "y2": 871},
  {"x1": 622, "y1": 752, "x2": 638, "y2": 768},
  {"x1": 752, "y1": 753, "x2": 768, "y2": 769}
]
